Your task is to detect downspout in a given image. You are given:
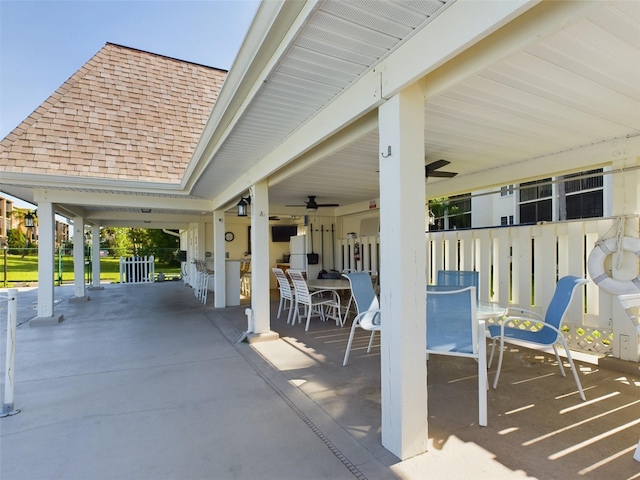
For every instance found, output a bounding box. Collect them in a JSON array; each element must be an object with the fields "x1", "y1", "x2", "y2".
[{"x1": 162, "y1": 229, "x2": 180, "y2": 238}]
